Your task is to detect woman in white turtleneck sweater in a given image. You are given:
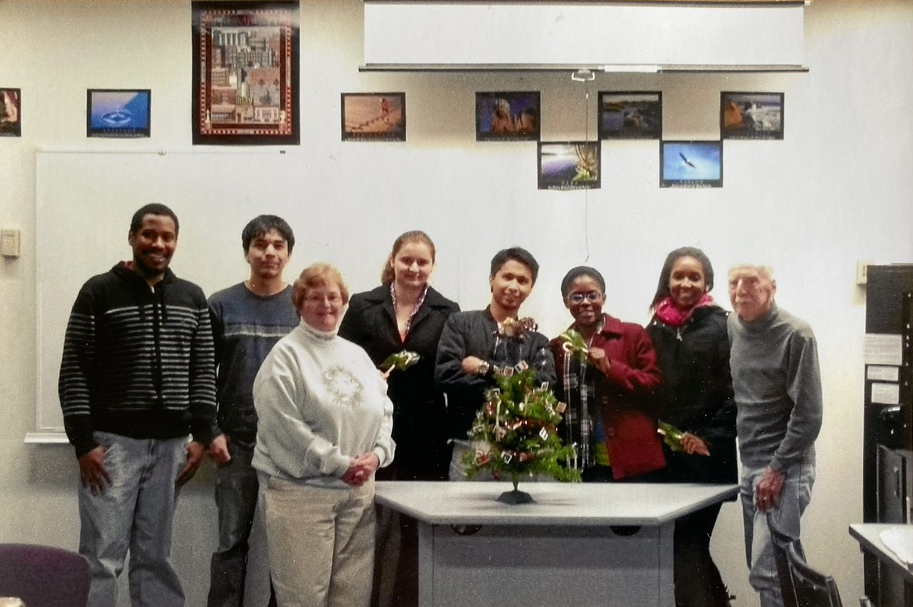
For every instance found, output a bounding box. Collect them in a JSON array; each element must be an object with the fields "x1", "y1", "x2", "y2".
[{"x1": 253, "y1": 262, "x2": 395, "y2": 607}]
